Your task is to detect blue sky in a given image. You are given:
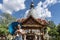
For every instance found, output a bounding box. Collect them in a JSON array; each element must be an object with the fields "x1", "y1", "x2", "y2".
[
  {"x1": 0, "y1": 0, "x2": 60, "y2": 25},
  {"x1": 49, "y1": 3, "x2": 60, "y2": 25}
]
